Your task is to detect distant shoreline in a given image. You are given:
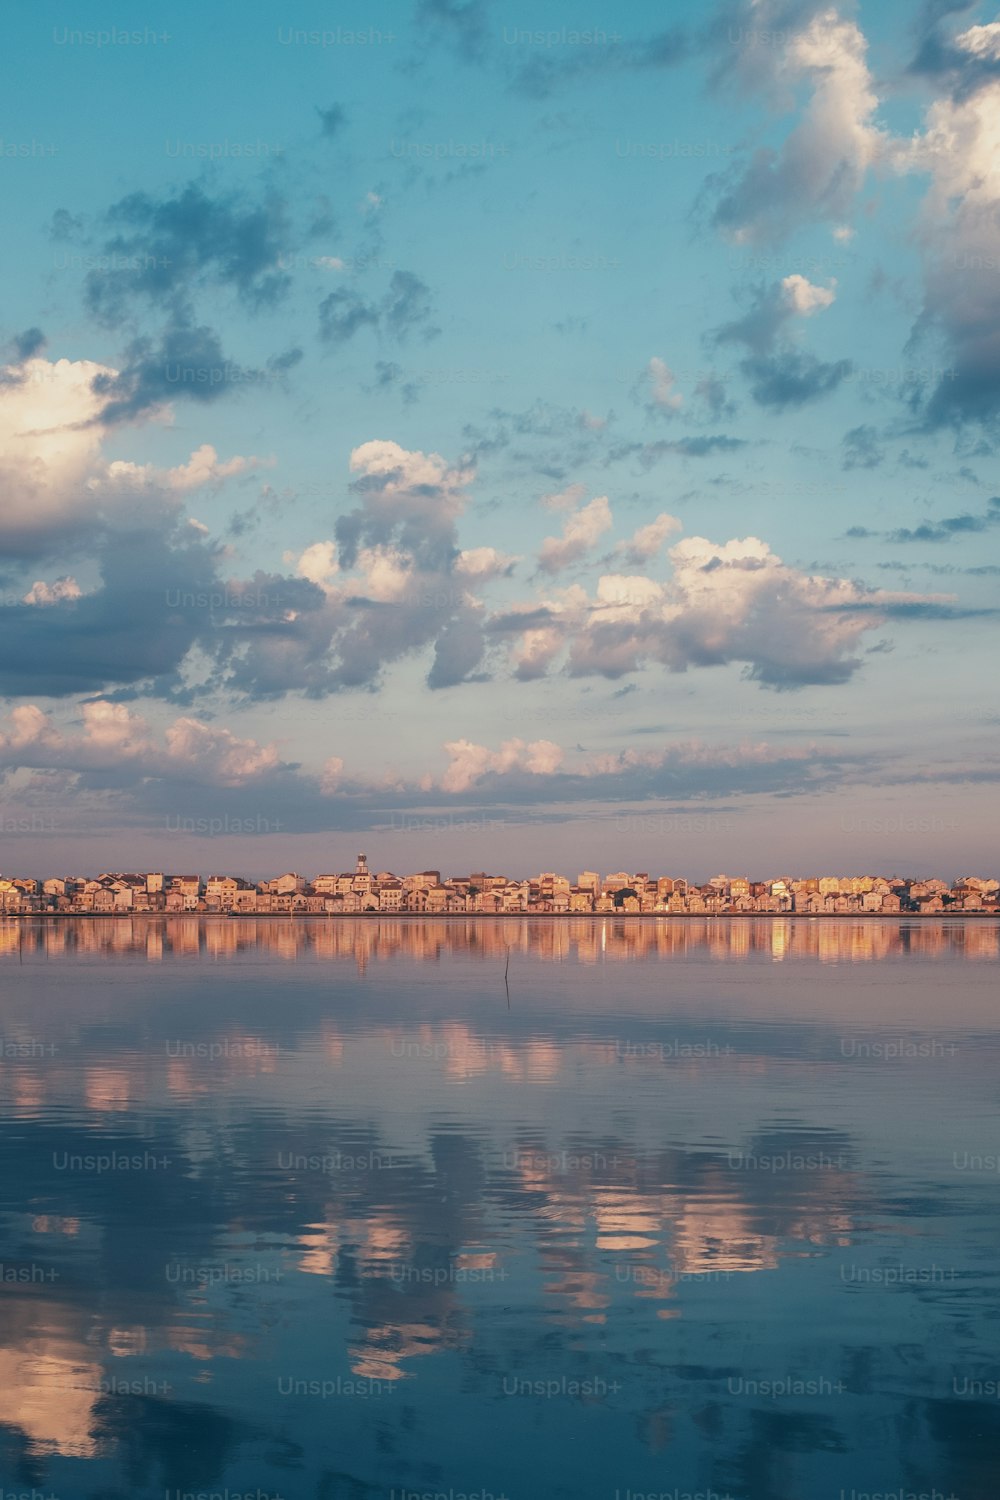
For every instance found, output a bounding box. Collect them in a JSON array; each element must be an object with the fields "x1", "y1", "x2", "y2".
[{"x1": 2, "y1": 910, "x2": 994, "y2": 922}]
